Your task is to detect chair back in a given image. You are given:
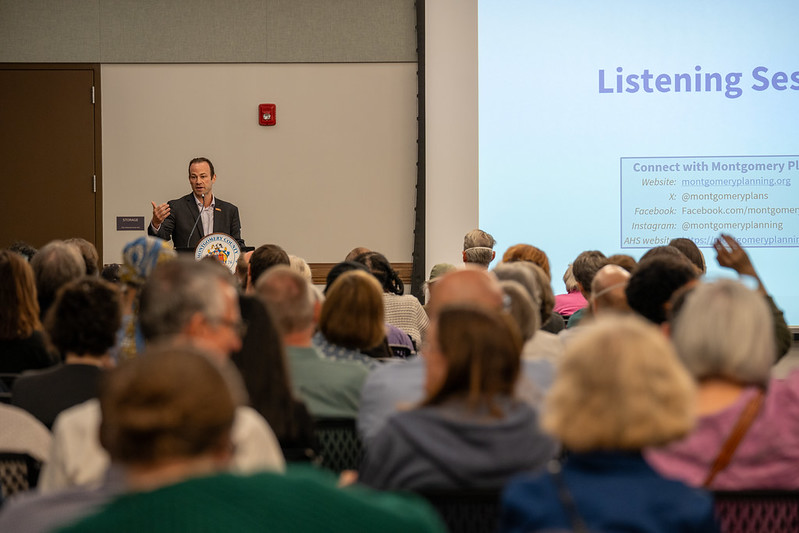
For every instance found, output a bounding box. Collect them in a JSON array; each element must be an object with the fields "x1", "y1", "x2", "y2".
[
  {"x1": 313, "y1": 417, "x2": 362, "y2": 474},
  {"x1": 418, "y1": 488, "x2": 501, "y2": 533},
  {"x1": 714, "y1": 490, "x2": 799, "y2": 533},
  {"x1": 0, "y1": 452, "x2": 43, "y2": 502},
  {"x1": 0, "y1": 373, "x2": 20, "y2": 404}
]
